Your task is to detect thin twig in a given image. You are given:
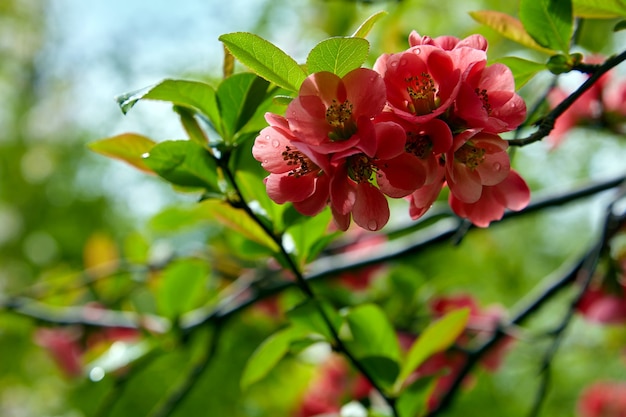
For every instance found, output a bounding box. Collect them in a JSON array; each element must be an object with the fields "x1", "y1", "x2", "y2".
[{"x1": 509, "y1": 49, "x2": 626, "y2": 147}]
